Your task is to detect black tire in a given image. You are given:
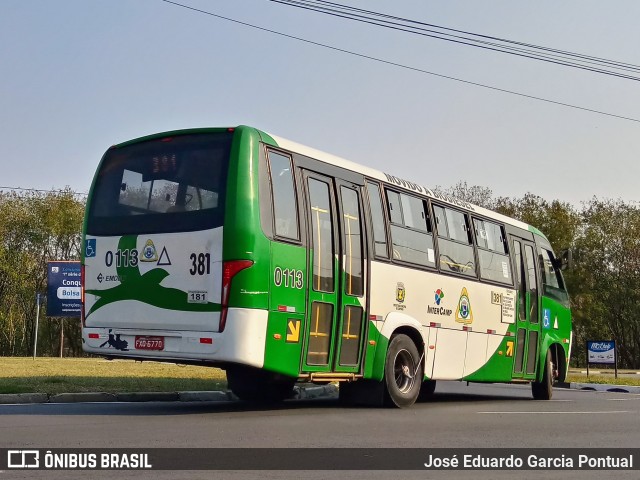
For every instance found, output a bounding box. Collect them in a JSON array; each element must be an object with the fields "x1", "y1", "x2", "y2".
[
  {"x1": 226, "y1": 365, "x2": 295, "y2": 404},
  {"x1": 532, "y1": 350, "x2": 554, "y2": 400},
  {"x1": 417, "y1": 380, "x2": 436, "y2": 402},
  {"x1": 383, "y1": 334, "x2": 423, "y2": 408}
]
